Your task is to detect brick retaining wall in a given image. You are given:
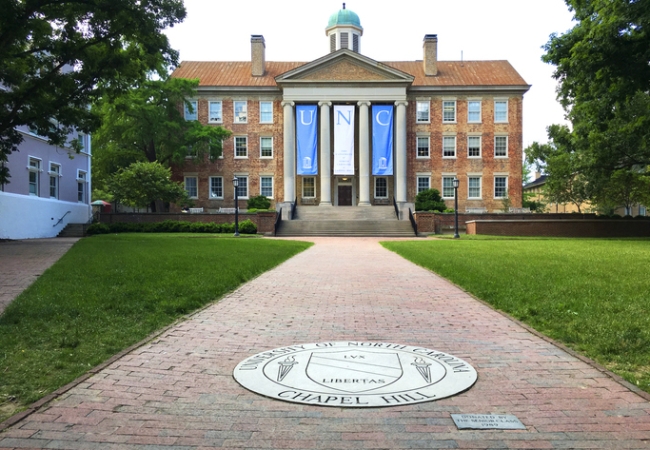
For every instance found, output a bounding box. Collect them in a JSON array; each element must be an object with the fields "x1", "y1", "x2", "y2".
[{"x1": 467, "y1": 219, "x2": 650, "y2": 237}]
